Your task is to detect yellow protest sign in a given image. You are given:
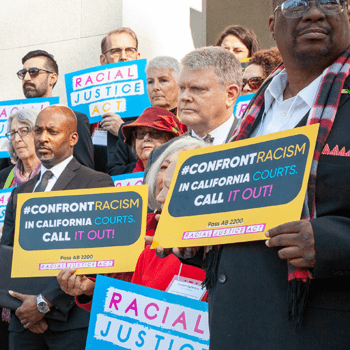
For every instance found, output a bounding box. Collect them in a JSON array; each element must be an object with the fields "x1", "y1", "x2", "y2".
[
  {"x1": 12, "y1": 185, "x2": 148, "y2": 278},
  {"x1": 153, "y1": 124, "x2": 319, "y2": 248}
]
